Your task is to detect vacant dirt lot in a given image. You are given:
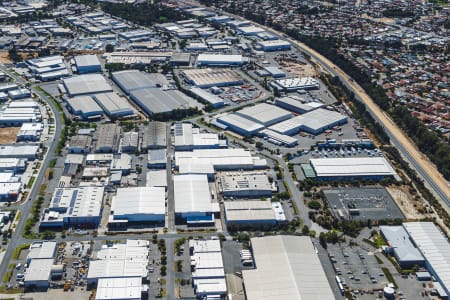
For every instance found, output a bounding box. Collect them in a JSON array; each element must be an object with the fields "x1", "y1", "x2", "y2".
[{"x1": 0, "y1": 127, "x2": 20, "y2": 144}]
